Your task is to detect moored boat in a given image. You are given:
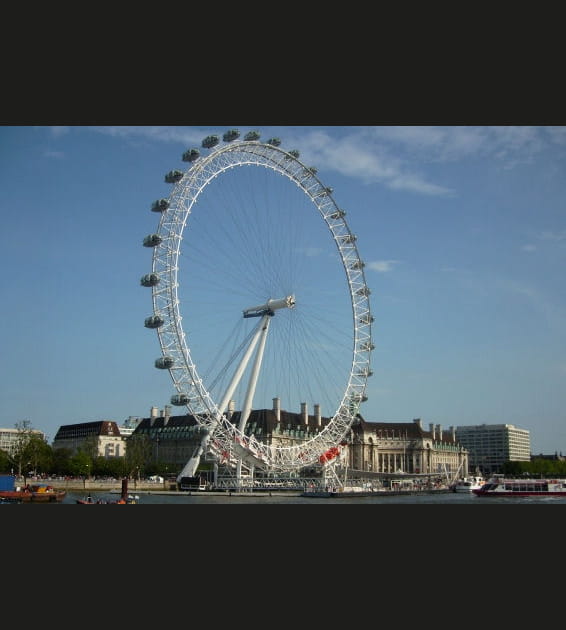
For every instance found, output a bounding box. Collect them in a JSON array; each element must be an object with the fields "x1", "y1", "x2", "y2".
[
  {"x1": 301, "y1": 483, "x2": 383, "y2": 498},
  {"x1": 451, "y1": 475, "x2": 485, "y2": 493},
  {"x1": 0, "y1": 484, "x2": 66, "y2": 503},
  {"x1": 473, "y1": 476, "x2": 566, "y2": 497}
]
